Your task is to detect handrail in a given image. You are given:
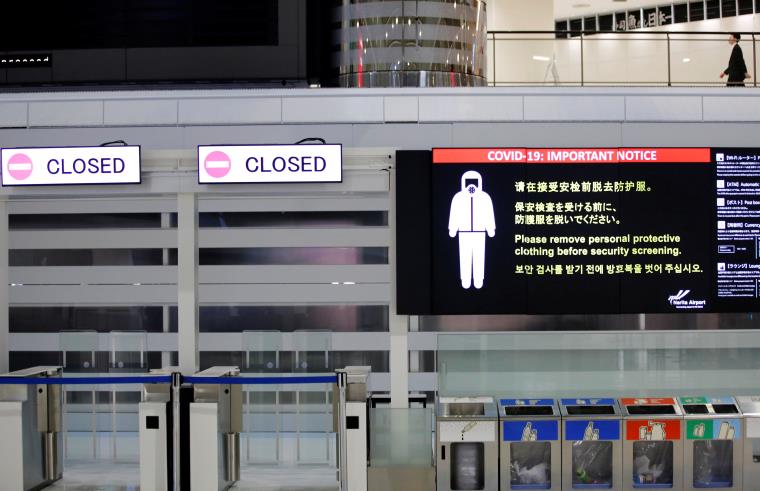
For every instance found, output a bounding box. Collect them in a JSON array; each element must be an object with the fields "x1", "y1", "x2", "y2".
[
  {"x1": 488, "y1": 30, "x2": 760, "y2": 35},
  {"x1": 0, "y1": 374, "x2": 338, "y2": 385},
  {"x1": 486, "y1": 29, "x2": 759, "y2": 87}
]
